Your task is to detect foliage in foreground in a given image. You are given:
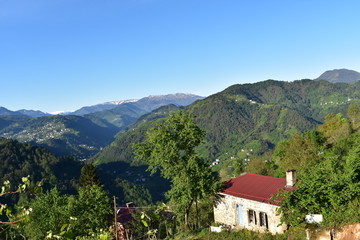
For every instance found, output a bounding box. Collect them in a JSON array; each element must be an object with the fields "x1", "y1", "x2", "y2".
[
  {"x1": 23, "y1": 185, "x2": 112, "y2": 239},
  {"x1": 174, "y1": 228, "x2": 305, "y2": 240},
  {"x1": 134, "y1": 111, "x2": 222, "y2": 229},
  {"x1": 275, "y1": 107, "x2": 360, "y2": 235}
]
